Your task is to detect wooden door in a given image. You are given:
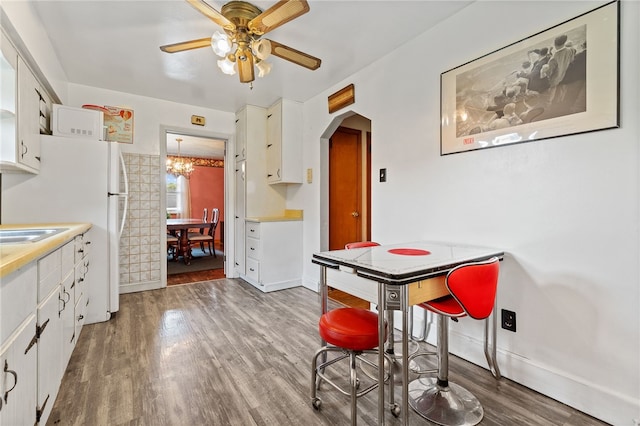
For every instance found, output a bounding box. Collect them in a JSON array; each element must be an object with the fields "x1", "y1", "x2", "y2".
[{"x1": 329, "y1": 127, "x2": 362, "y2": 250}]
